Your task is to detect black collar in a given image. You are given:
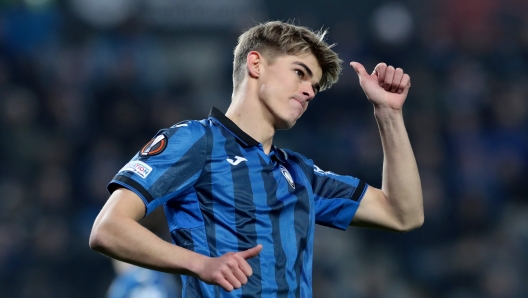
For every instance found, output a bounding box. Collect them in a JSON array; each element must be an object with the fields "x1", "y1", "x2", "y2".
[
  {"x1": 208, "y1": 107, "x2": 289, "y2": 162},
  {"x1": 208, "y1": 106, "x2": 260, "y2": 147},
  {"x1": 272, "y1": 146, "x2": 288, "y2": 163}
]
